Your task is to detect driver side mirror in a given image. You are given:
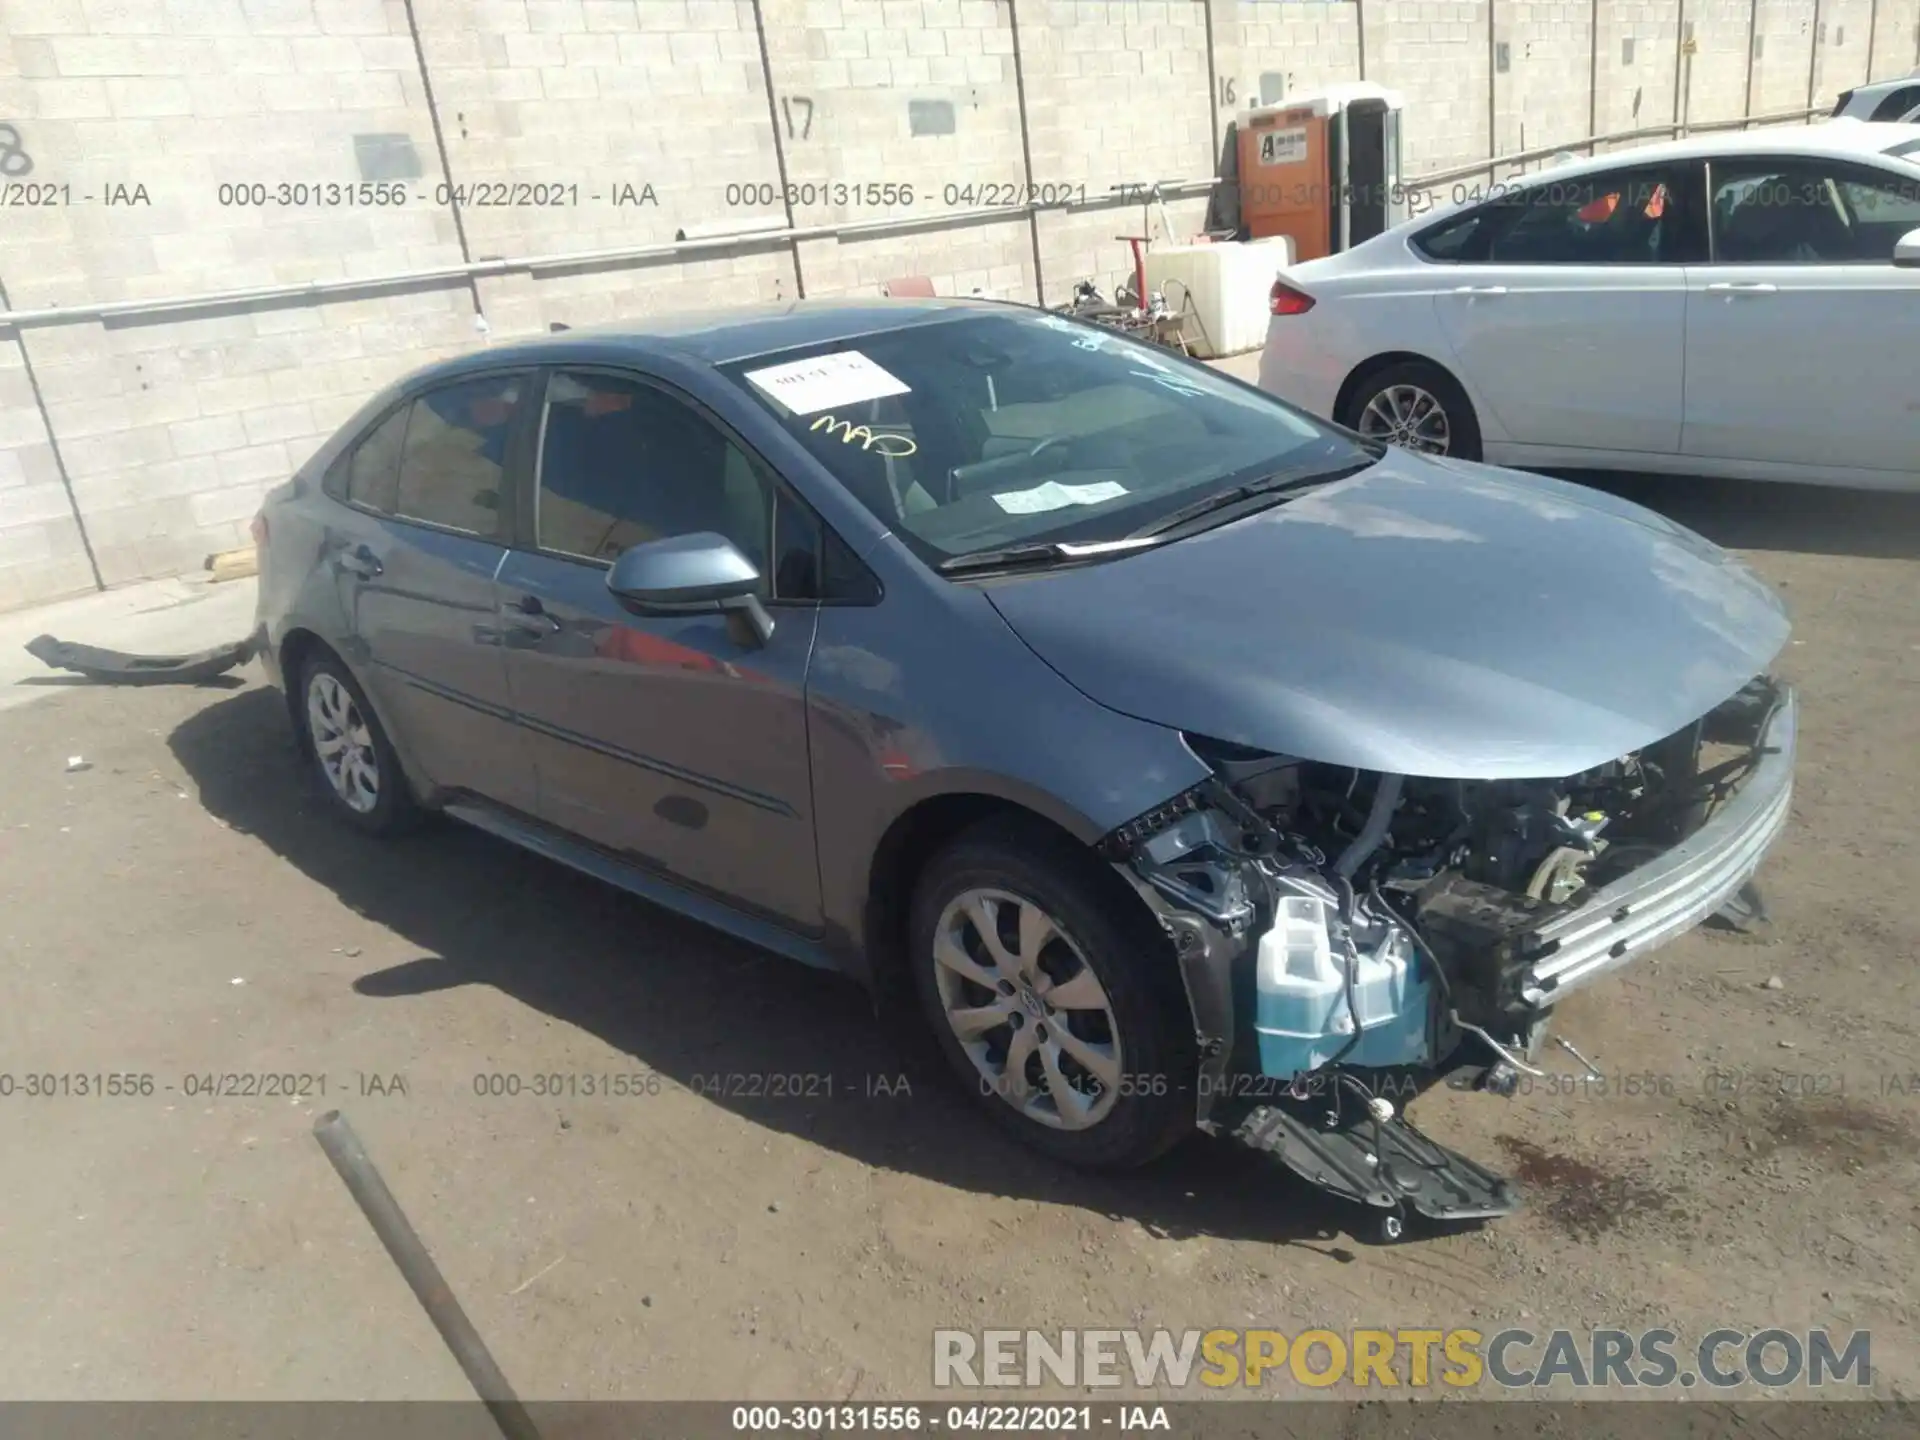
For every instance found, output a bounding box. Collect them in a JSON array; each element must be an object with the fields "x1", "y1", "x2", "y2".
[
  {"x1": 606, "y1": 532, "x2": 775, "y2": 647},
  {"x1": 1894, "y1": 226, "x2": 1920, "y2": 268}
]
